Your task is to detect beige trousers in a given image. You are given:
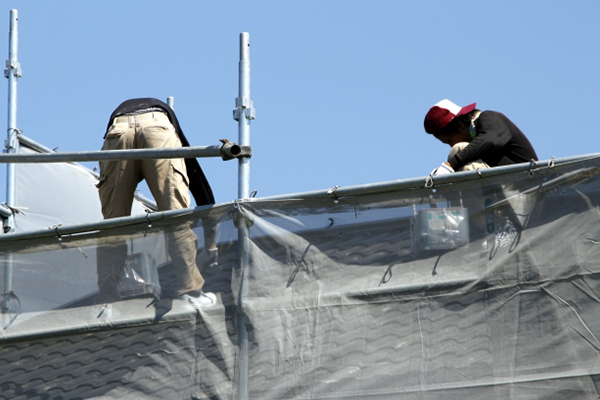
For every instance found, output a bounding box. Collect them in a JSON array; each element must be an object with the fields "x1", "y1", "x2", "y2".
[{"x1": 96, "y1": 112, "x2": 204, "y2": 300}]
